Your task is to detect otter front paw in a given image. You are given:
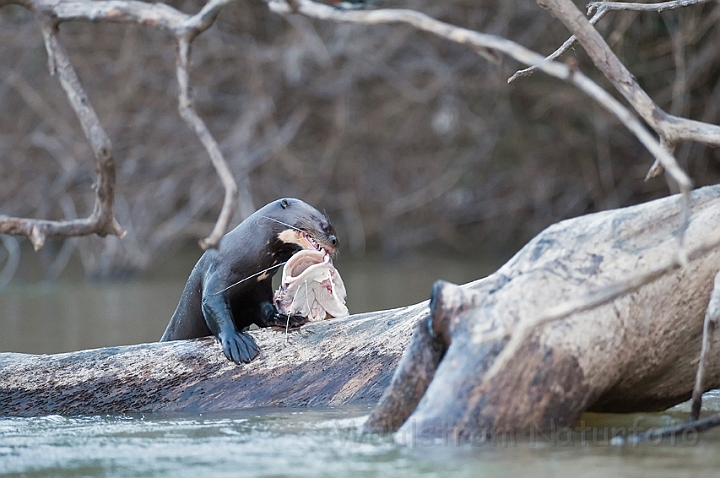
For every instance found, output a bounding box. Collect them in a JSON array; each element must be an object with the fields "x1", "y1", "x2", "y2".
[
  {"x1": 260, "y1": 301, "x2": 308, "y2": 329},
  {"x1": 286, "y1": 314, "x2": 309, "y2": 328},
  {"x1": 218, "y1": 331, "x2": 259, "y2": 364},
  {"x1": 268, "y1": 313, "x2": 309, "y2": 329}
]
